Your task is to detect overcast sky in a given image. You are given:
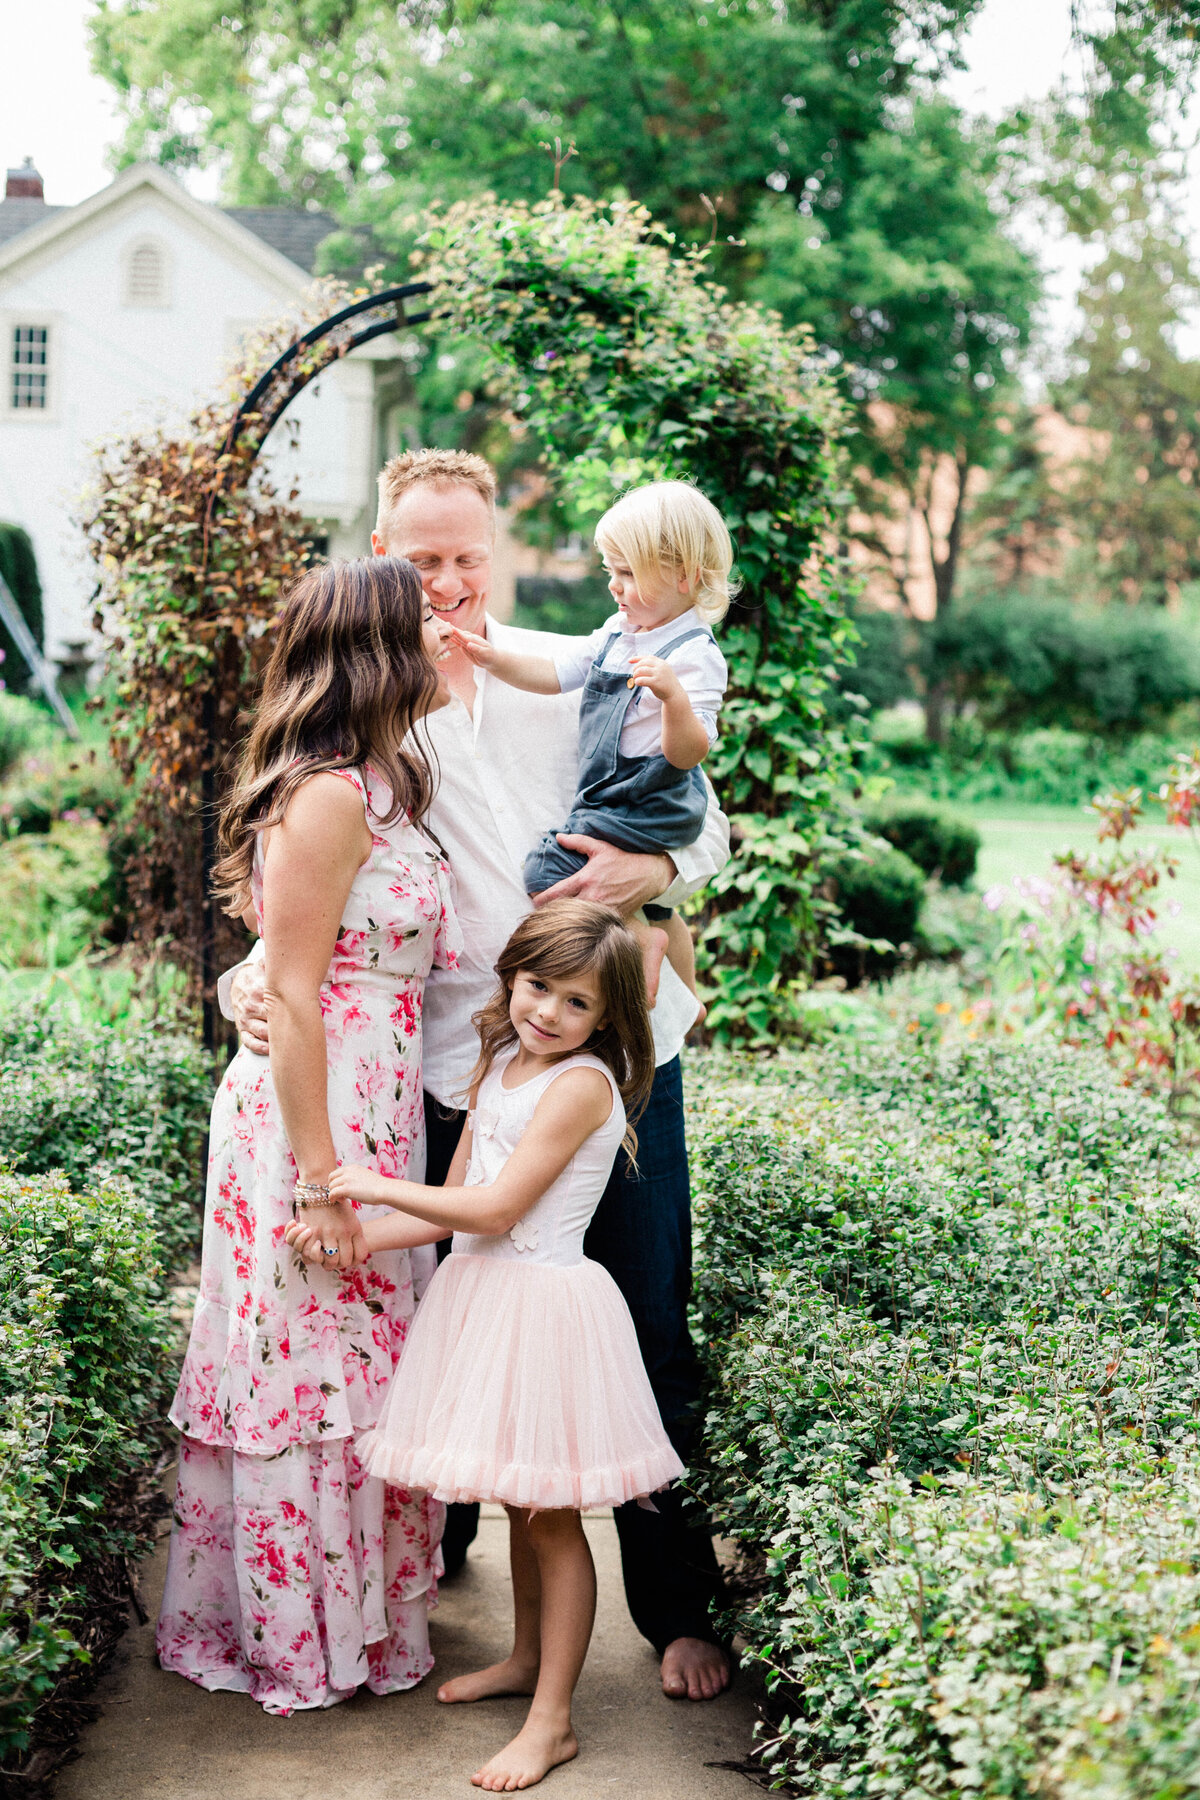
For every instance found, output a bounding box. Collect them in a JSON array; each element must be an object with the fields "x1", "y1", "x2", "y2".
[{"x1": 0, "y1": 0, "x2": 1188, "y2": 360}]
